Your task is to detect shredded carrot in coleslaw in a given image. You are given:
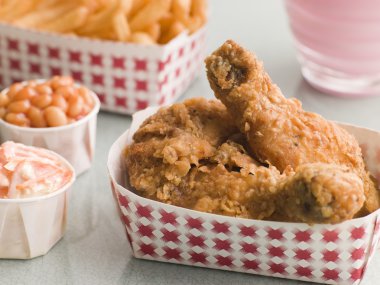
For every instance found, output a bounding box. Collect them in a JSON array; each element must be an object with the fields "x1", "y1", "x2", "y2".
[{"x1": 0, "y1": 142, "x2": 73, "y2": 199}]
